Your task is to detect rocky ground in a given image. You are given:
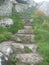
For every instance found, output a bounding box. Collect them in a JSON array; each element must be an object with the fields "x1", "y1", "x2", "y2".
[{"x1": 0, "y1": 19, "x2": 43, "y2": 65}]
